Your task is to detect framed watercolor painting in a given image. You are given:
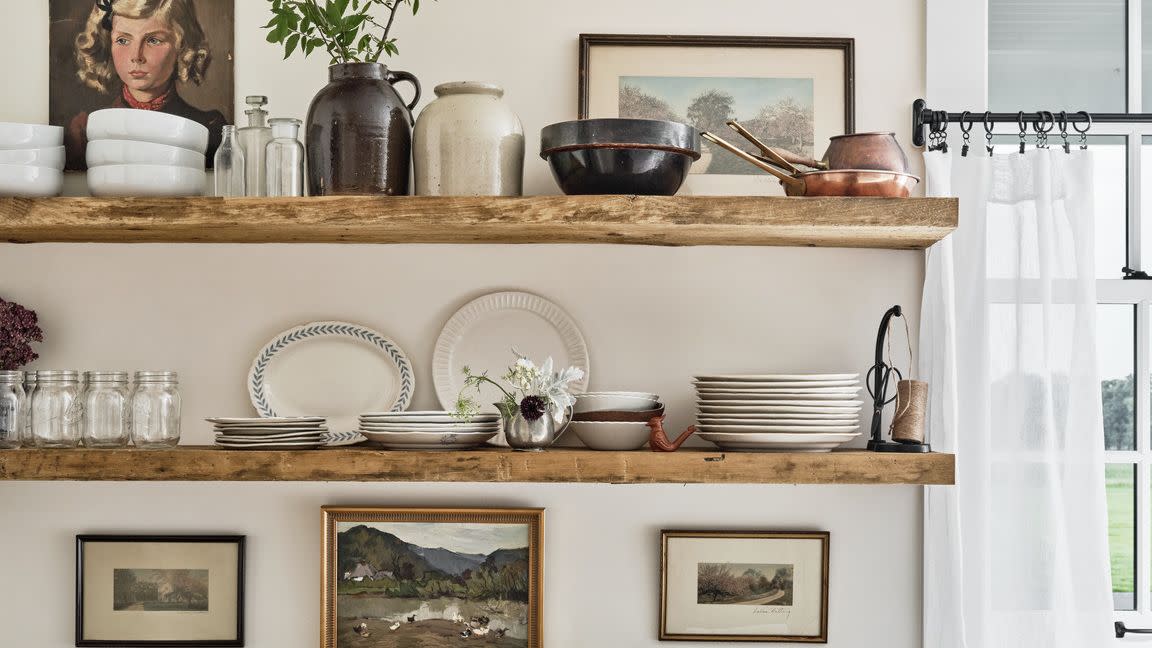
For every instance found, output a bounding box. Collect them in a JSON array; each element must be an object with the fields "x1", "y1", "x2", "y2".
[
  {"x1": 660, "y1": 530, "x2": 829, "y2": 643},
  {"x1": 579, "y1": 34, "x2": 854, "y2": 195},
  {"x1": 75, "y1": 535, "x2": 245, "y2": 647},
  {"x1": 321, "y1": 507, "x2": 544, "y2": 648}
]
